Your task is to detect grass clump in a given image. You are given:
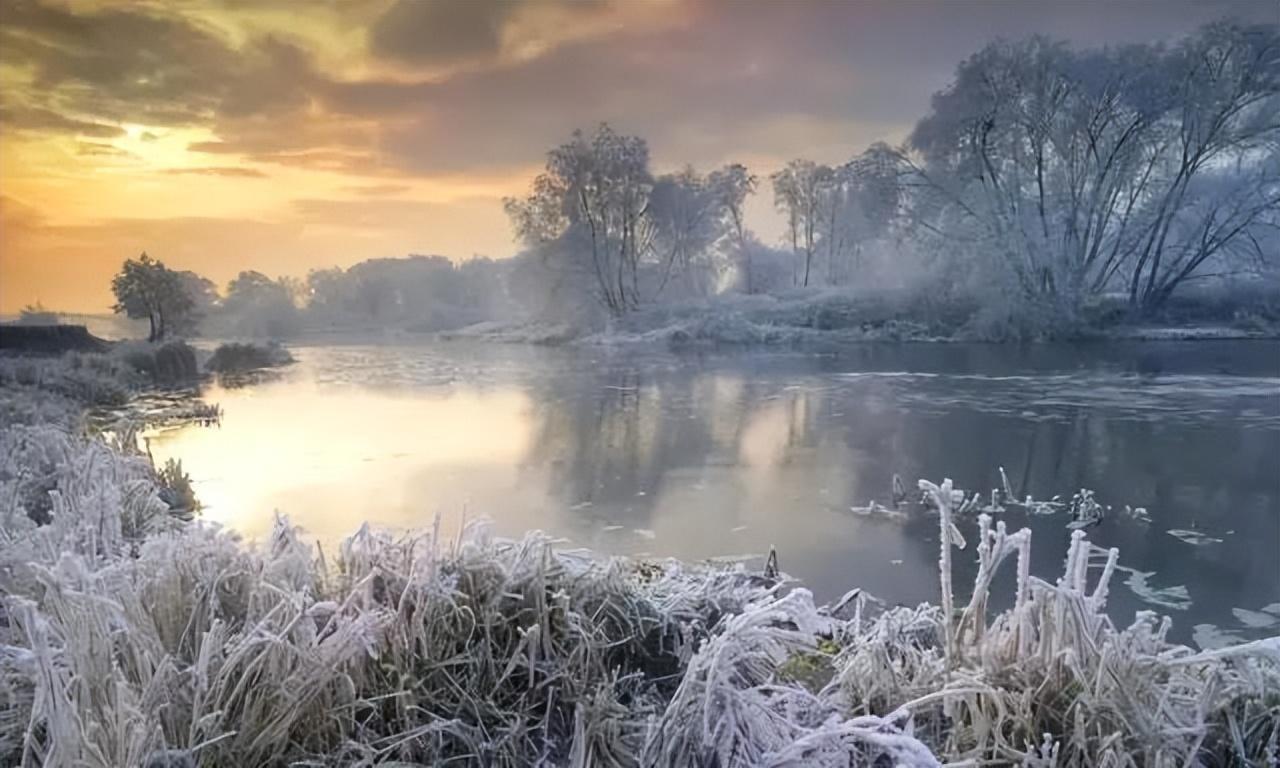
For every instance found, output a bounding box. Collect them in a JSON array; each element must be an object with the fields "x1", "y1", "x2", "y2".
[
  {"x1": 205, "y1": 341, "x2": 294, "y2": 374},
  {"x1": 117, "y1": 340, "x2": 201, "y2": 385},
  {"x1": 155, "y1": 457, "x2": 199, "y2": 516}
]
